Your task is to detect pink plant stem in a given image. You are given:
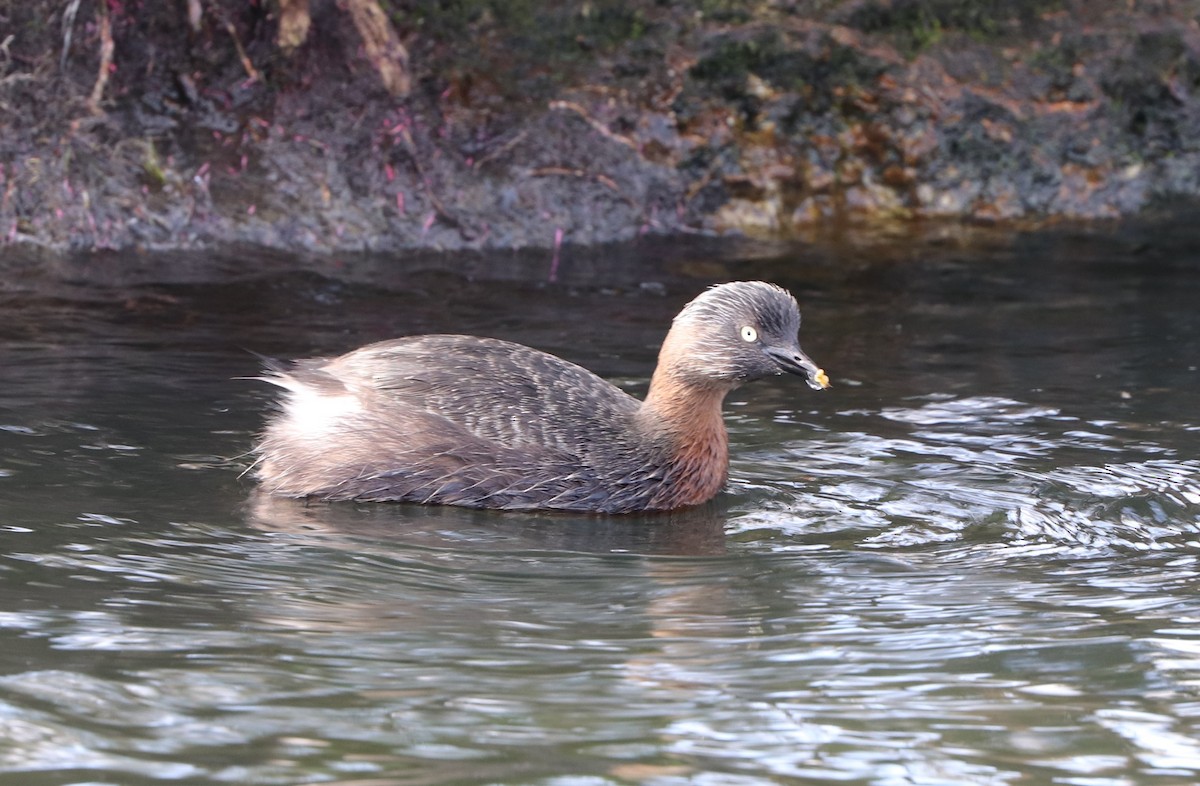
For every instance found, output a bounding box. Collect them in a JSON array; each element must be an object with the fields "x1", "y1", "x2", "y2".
[{"x1": 549, "y1": 227, "x2": 564, "y2": 282}]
